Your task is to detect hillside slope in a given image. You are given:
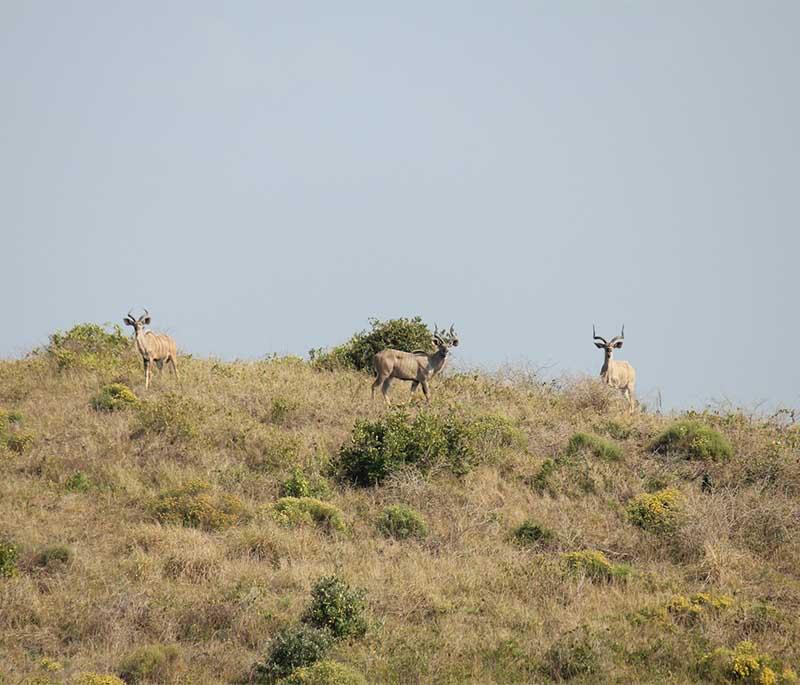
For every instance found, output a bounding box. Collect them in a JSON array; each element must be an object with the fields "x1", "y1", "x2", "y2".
[{"x1": 1, "y1": 326, "x2": 799, "y2": 684}]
